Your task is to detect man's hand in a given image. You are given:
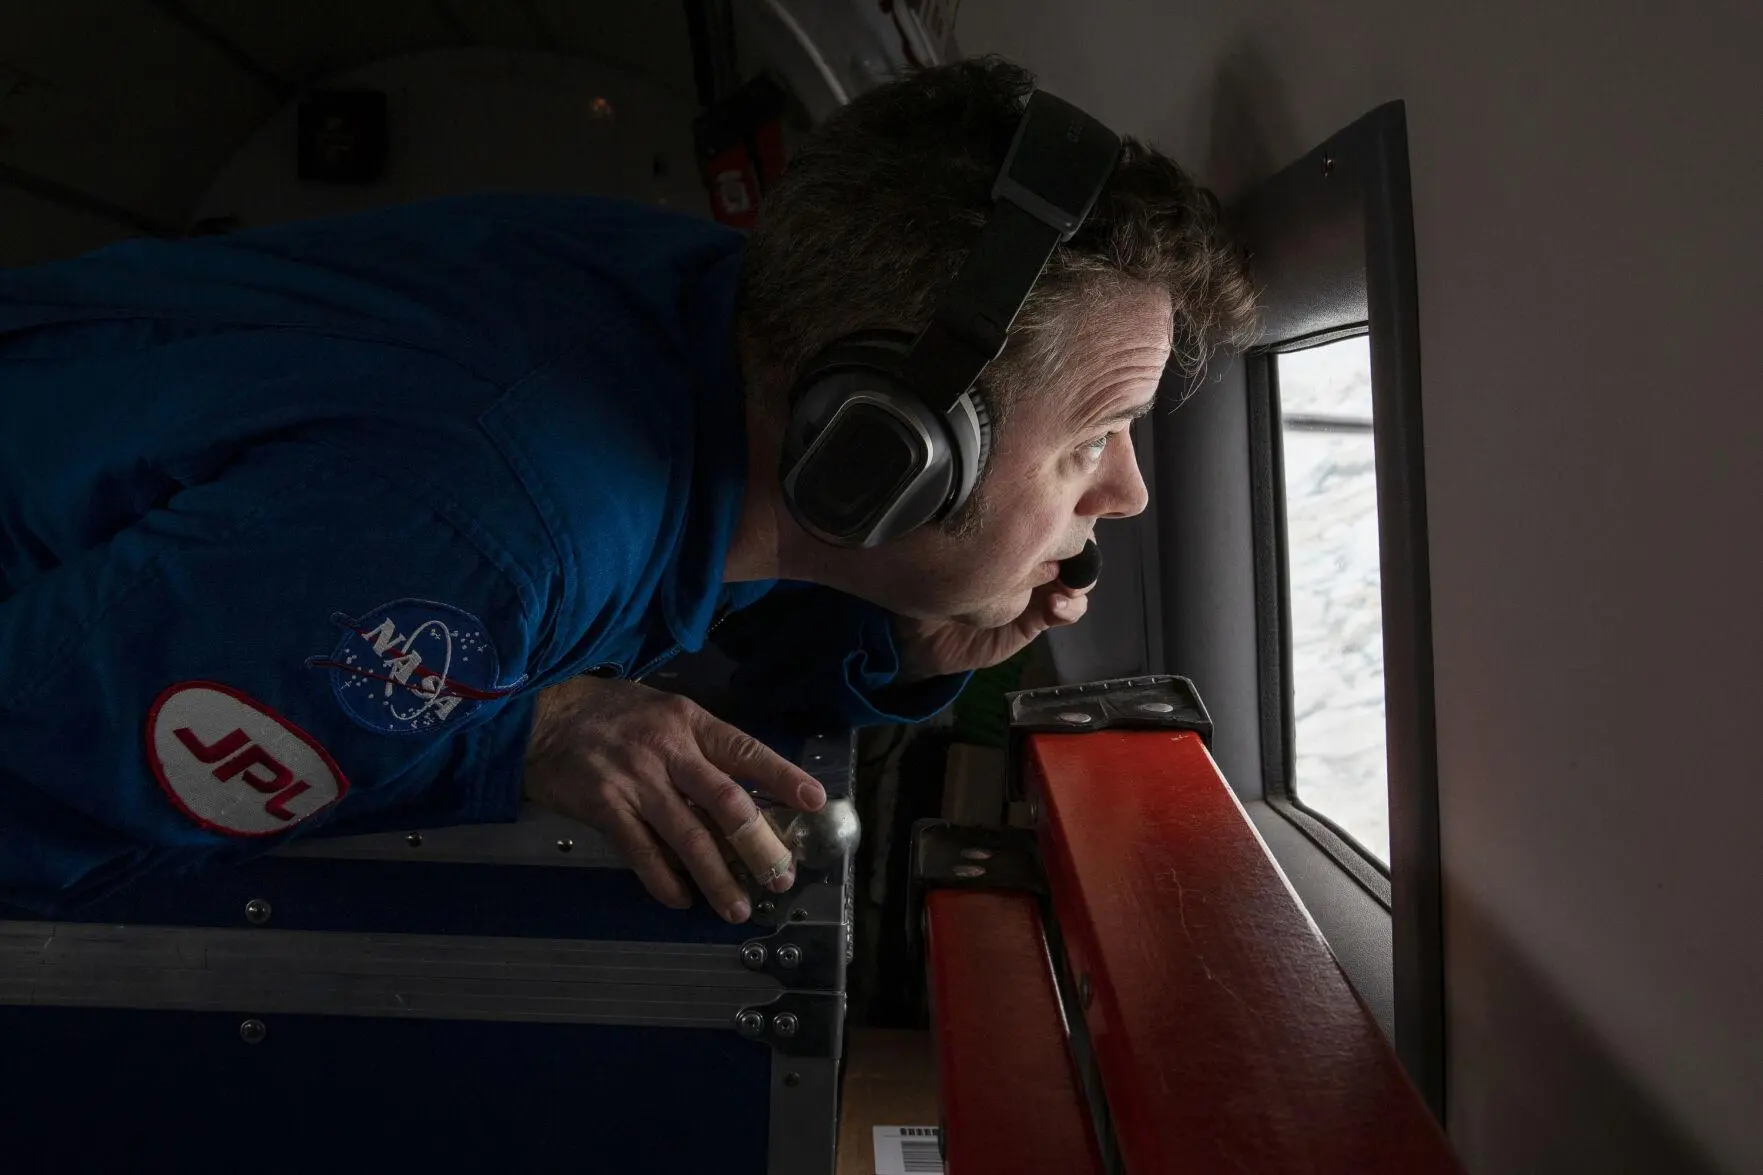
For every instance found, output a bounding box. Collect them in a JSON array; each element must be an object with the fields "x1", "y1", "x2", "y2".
[
  {"x1": 894, "y1": 580, "x2": 1092, "y2": 681},
  {"x1": 522, "y1": 676, "x2": 827, "y2": 923}
]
